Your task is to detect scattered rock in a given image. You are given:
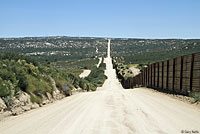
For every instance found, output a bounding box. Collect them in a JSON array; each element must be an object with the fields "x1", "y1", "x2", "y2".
[
  {"x1": 0, "y1": 98, "x2": 7, "y2": 112},
  {"x1": 76, "y1": 88, "x2": 83, "y2": 92},
  {"x1": 10, "y1": 91, "x2": 32, "y2": 109},
  {"x1": 31, "y1": 103, "x2": 39, "y2": 109},
  {"x1": 3, "y1": 91, "x2": 33, "y2": 116},
  {"x1": 174, "y1": 95, "x2": 198, "y2": 104},
  {"x1": 17, "y1": 92, "x2": 31, "y2": 105},
  {"x1": 72, "y1": 88, "x2": 78, "y2": 95},
  {"x1": 11, "y1": 107, "x2": 24, "y2": 116},
  {"x1": 39, "y1": 104, "x2": 43, "y2": 107},
  {"x1": 0, "y1": 77, "x2": 78, "y2": 119},
  {"x1": 49, "y1": 76, "x2": 58, "y2": 91},
  {"x1": 12, "y1": 98, "x2": 21, "y2": 108},
  {"x1": 42, "y1": 99, "x2": 50, "y2": 105},
  {"x1": 52, "y1": 89, "x2": 61, "y2": 99},
  {"x1": 22, "y1": 105, "x2": 31, "y2": 111},
  {"x1": 46, "y1": 92, "x2": 52, "y2": 100},
  {"x1": 49, "y1": 76, "x2": 66, "y2": 100}
]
